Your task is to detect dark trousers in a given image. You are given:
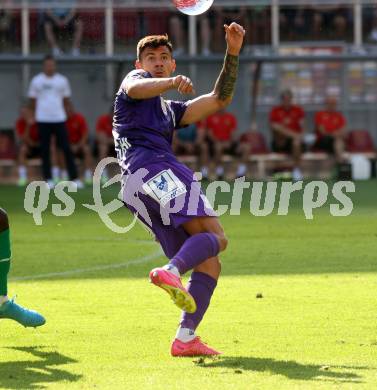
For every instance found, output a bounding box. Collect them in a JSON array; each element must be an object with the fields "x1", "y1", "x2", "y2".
[{"x1": 37, "y1": 122, "x2": 78, "y2": 181}]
